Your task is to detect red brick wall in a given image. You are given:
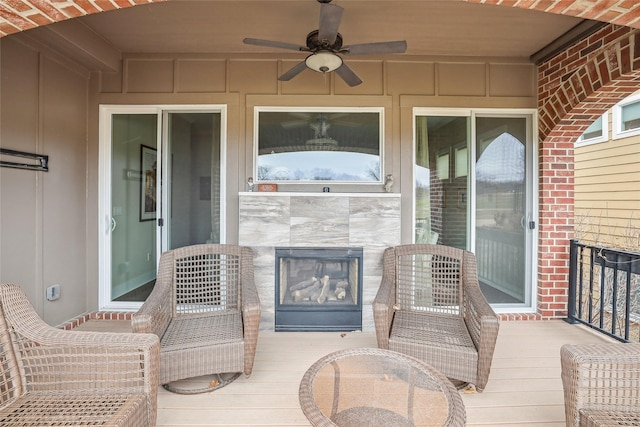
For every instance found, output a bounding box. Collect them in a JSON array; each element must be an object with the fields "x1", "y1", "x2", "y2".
[
  {"x1": 537, "y1": 24, "x2": 640, "y2": 318},
  {"x1": 466, "y1": 0, "x2": 640, "y2": 29},
  {"x1": 0, "y1": 0, "x2": 164, "y2": 36}
]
